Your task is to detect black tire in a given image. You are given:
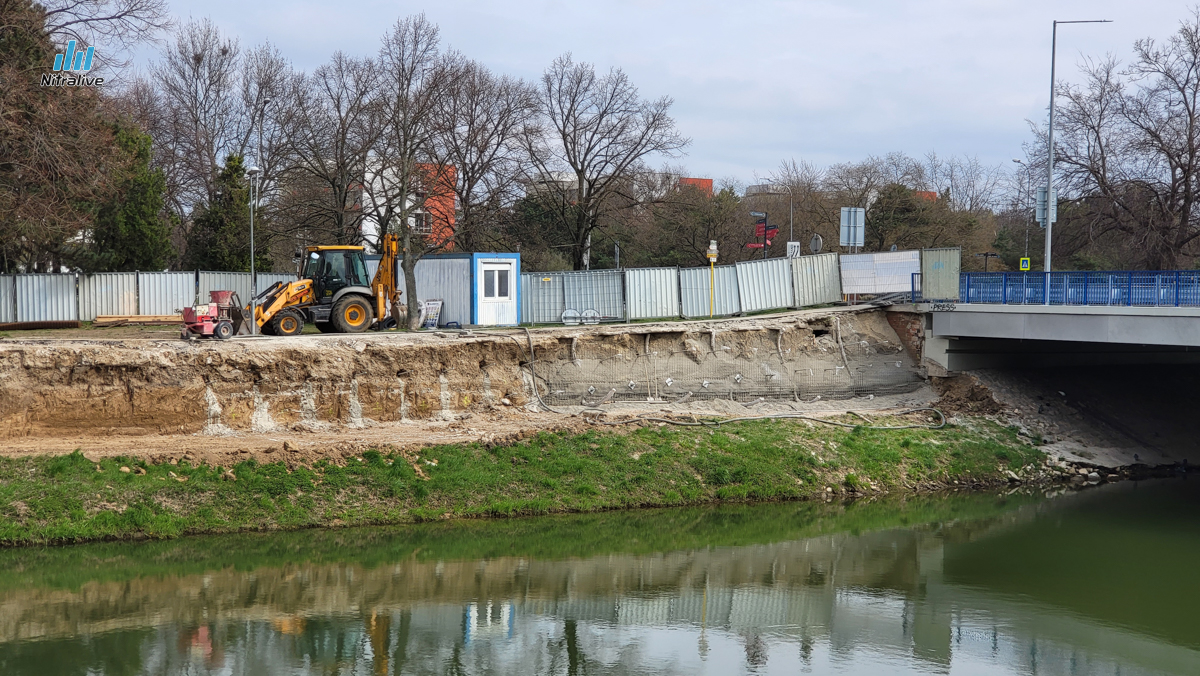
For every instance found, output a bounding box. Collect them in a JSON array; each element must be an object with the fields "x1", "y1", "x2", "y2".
[
  {"x1": 314, "y1": 321, "x2": 336, "y2": 334},
  {"x1": 331, "y1": 295, "x2": 372, "y2": 333},
  {"x1": 214, "y1": 321, "x2": 234, "y2": 340},
  {"x1": 269, "y1": 309, "x2": 304, "y2": 336},
  {"x1": 259, "y1": 320, "x2": 276, "y2": 336}
]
